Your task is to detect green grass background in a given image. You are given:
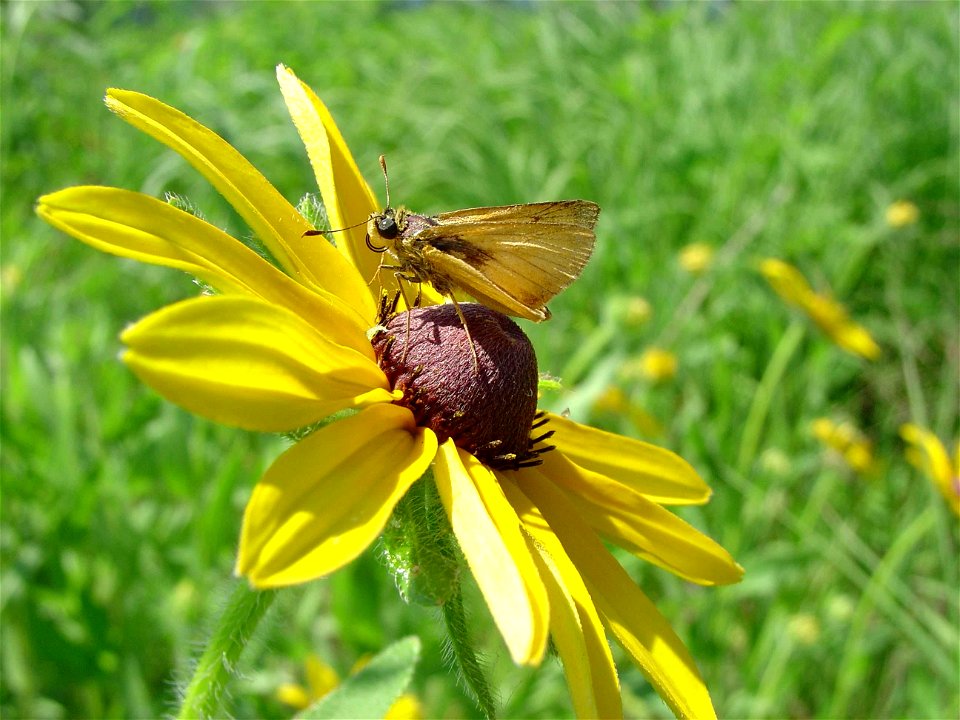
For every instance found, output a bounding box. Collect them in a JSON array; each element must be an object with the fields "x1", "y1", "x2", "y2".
[{"x1": 2, "y1": 1, "x2": 958, "y2": 718}]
